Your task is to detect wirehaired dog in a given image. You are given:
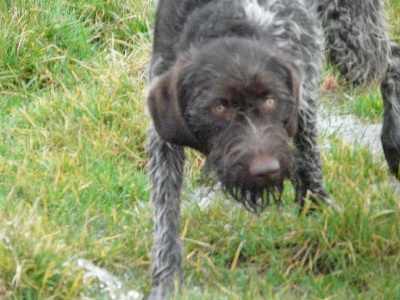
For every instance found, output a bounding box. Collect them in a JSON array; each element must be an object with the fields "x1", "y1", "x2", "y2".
[
  {"x1": 146, "y1": 0, "x2": 400, "y2": 298},
  {"x1": 146, "y1": 0, "x2": 328, "y2": 298}
]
